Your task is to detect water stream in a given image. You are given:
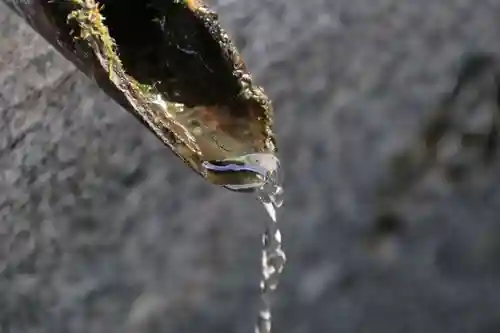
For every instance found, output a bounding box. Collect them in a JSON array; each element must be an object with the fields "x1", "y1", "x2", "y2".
[
  {"x1": 203, "y1": 153, "x2": 285, "y2": 333},
  {"x1": 255, "y1": 181, "x2": 285, "y2": 333}
]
